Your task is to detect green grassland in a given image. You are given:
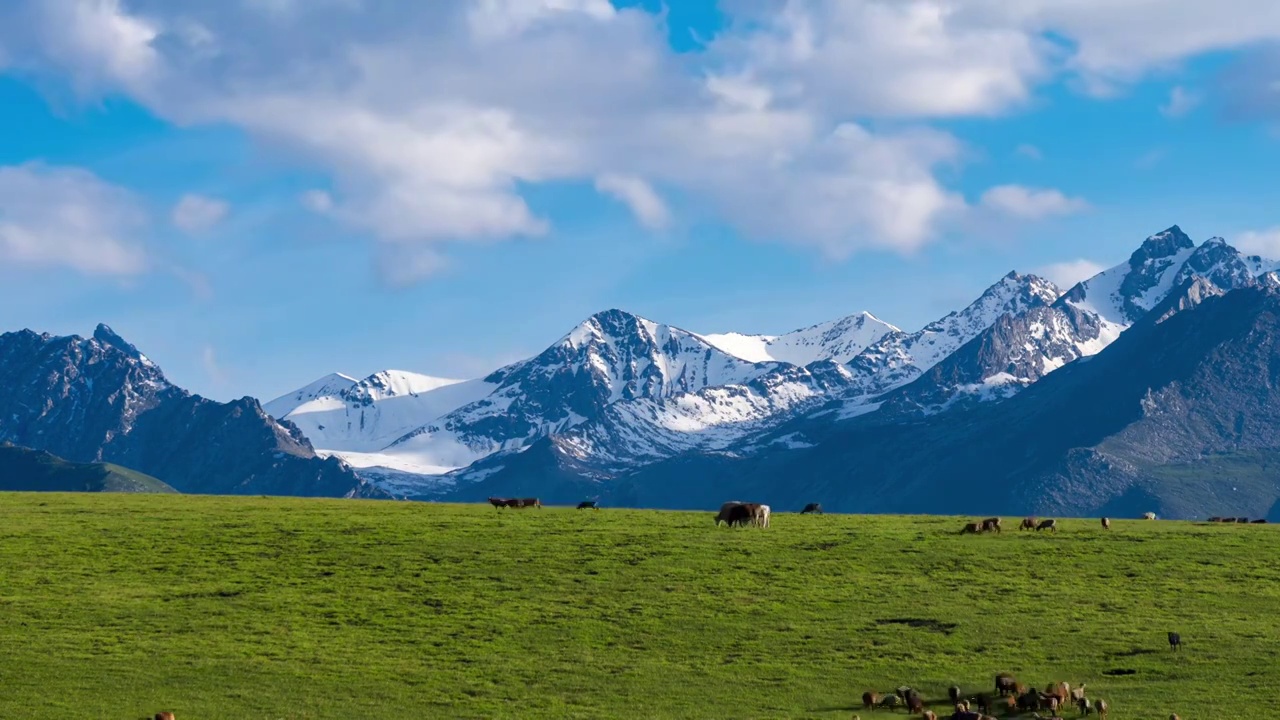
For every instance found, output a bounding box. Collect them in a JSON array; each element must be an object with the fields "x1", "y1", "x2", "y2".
[{"x1": 0, "y1": 494, "x2": 1277, "y2": 719}]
